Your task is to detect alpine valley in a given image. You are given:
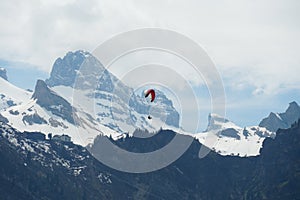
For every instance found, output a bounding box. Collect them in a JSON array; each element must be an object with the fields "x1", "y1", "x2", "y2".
[{"x1": 0, "y1": 50, "x2": 299, "y2": 199}]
